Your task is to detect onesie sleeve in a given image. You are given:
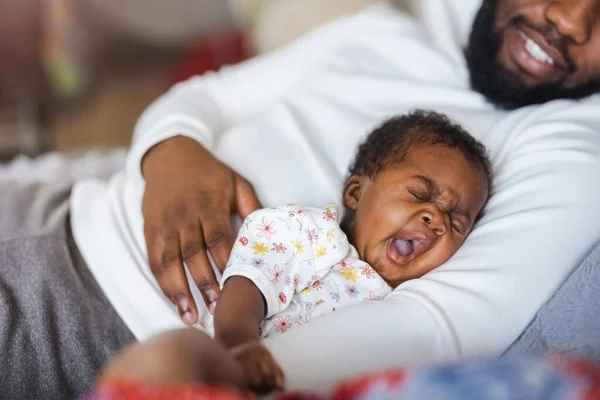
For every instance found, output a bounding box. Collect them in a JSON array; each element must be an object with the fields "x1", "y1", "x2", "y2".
[{"x1": 221, "y1": 204, "x2": 348, "y2": 318}]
